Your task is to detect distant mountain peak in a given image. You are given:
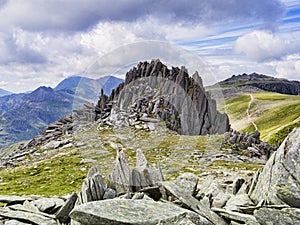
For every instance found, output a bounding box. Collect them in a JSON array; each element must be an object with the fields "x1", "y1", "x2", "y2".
[
  {"x1": 218, "y1": 73, "x2": 300, "y2": 95},
  {"x1": 0, "y1": 88, "x2": 13, "y2": 97}
]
